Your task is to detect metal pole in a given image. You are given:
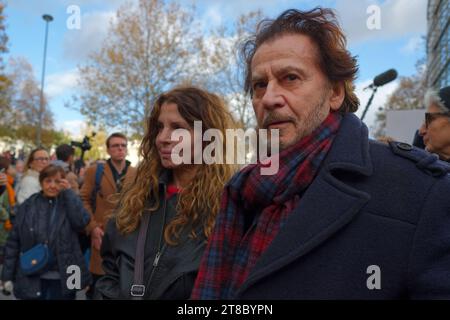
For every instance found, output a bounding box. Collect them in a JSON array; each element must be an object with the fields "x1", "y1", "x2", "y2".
[
  {"x1": 36, "y1": 14, "x2": 53, "y2": 147},
  {"x1": 361, "y1": 86, "x2": 378, "y2": 122}
]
